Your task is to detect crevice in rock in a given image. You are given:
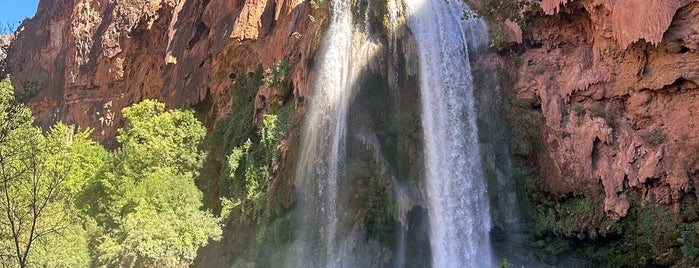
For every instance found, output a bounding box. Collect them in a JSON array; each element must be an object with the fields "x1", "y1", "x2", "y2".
[
  {"x1": 661, "y1": 77, "x2": 697, "y2": 94},
  {"x1": 192, "y1": 86, "x2": 215, "y2": 126},
  {"x1": 187, "y1": 22, "x2": 210, "y2": 50},
  {"x1": 679, "y1": 45, "x2": 690, "y2": 53},
  {"x1": 591, "y1": 137, "x2": 601, "y2": 170}
]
